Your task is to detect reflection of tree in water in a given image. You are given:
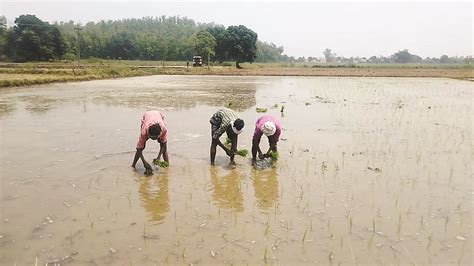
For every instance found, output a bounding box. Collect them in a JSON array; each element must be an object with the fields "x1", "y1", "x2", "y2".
[
  {"x1": 209, "y1": 167, "x2": 245, "y2": 212},
  {"x1": 252, "y1": 167, "x2": 279, "y2": 211},
  {"x1": 92, "y1": 81, "x2": 257, "y2": 112},
  {"x1": 137, "y1": 175, "x2": 169, "y2": 223}
]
